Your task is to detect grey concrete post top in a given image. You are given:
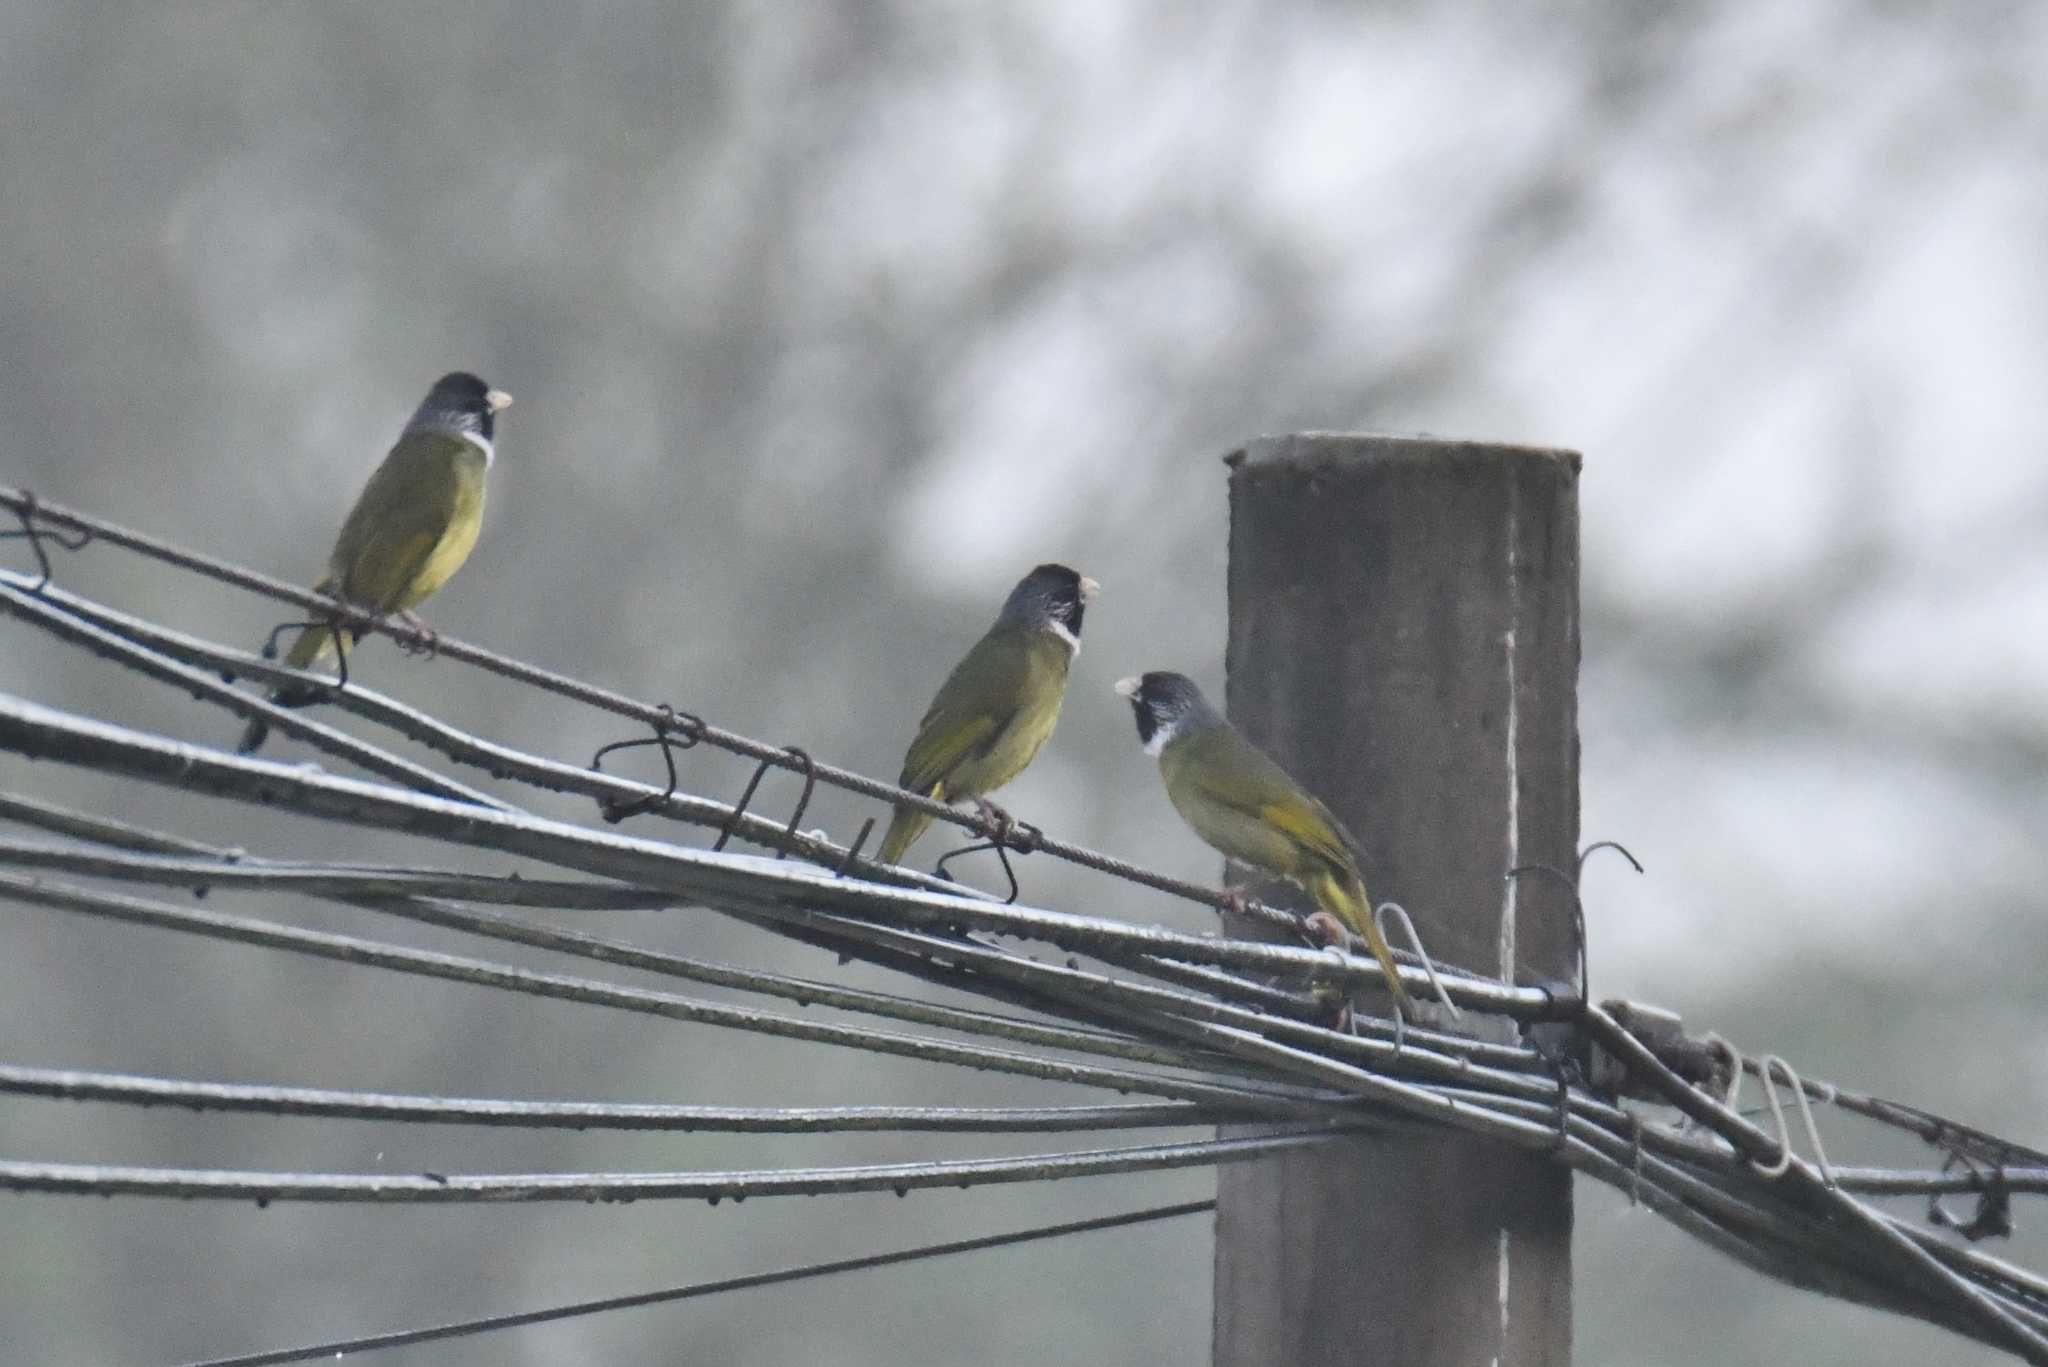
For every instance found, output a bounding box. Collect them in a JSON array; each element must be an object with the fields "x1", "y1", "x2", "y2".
[{"x1": 1224, "y1": 431, "x2": 1582, "y2": 473}]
